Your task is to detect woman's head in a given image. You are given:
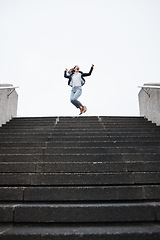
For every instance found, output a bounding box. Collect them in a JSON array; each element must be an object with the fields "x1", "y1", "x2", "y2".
[{"x1": 74, "y1": 65, "x2": 79, "y2": 72}]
